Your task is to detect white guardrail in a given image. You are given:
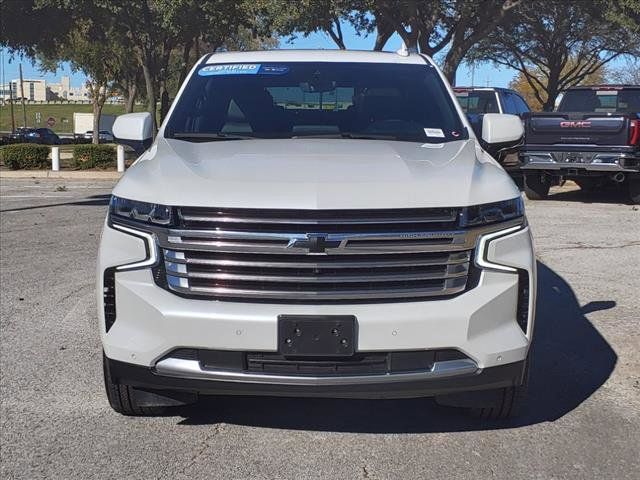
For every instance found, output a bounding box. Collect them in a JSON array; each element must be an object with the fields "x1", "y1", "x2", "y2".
[{"x1": 50, "y1": 144, "x2": 125, "y2": 173}]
